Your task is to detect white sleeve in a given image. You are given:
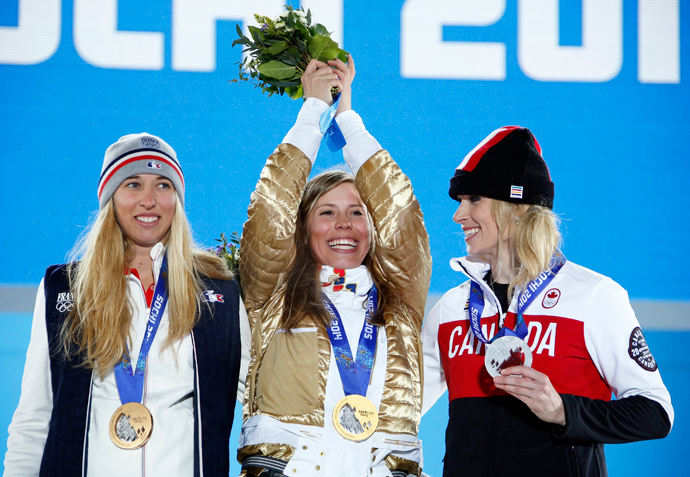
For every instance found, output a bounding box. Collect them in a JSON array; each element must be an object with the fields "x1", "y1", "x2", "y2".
[
  {"x1": 335, "y1": 110, "x2": 382, "y2": 175},
  {"x1": 4, "y1": 279, "x2": 53, "y2": 476},
  {"x1": 236, "y1": 297, "x2": 251, "y2": 403},
  {"x1": 583, "y1": 277, "x2": 674, "y2": 426},
  {"x1": 281, "y1": 97, "x2": 329, "y2": 164},
  {"x1": 421, "y1": 299, "x2": 447, "y2": 416}
]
